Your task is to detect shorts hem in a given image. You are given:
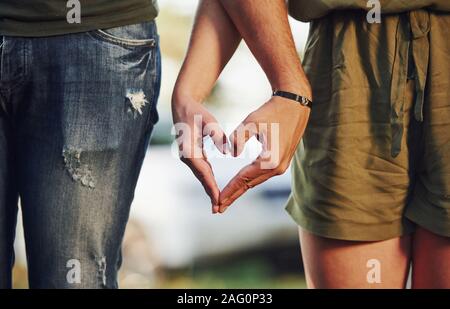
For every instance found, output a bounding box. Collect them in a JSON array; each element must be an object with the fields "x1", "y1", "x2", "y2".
[
  {"x1": 285, "y1": 195, "x2": 415, "y2": 242},
  {"x1": 405, "y1": 191, "x2": 450, "y2": 238}
]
